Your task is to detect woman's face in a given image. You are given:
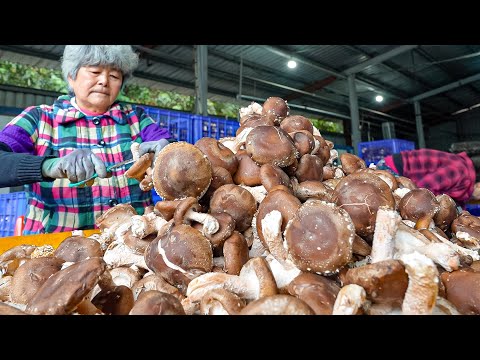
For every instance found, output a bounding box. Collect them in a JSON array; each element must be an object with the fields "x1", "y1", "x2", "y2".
[{"x1": 68, "y1": 65, "x2": 123, "y2": 114}]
